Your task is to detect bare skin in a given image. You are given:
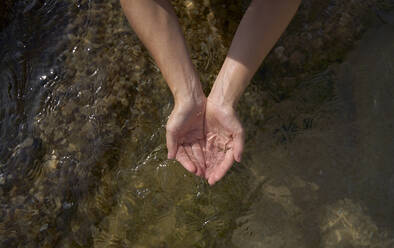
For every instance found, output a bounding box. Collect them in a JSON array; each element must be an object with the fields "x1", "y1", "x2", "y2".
[
  {"x1": 120, "y1": 0, "x2": 207, "y2": 175},
  {"x1": 206, "y1": 0, "x2": 301, "y2": 185},
  {"x1": 120, "y1": 0, "x2": 301, "y2": 184},
  {"x1": 204, "y1": 99, "x2": 244, "y2": 185}
]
